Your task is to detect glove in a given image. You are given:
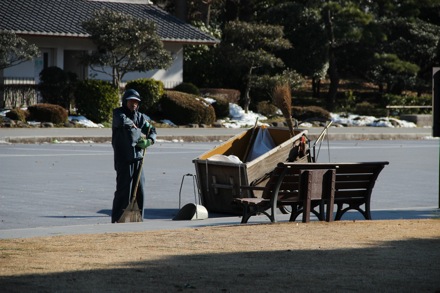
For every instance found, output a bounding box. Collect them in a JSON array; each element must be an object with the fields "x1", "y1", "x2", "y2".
[{"x1": 136, "y1": 138, "x2": 152, "y2": 149}]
